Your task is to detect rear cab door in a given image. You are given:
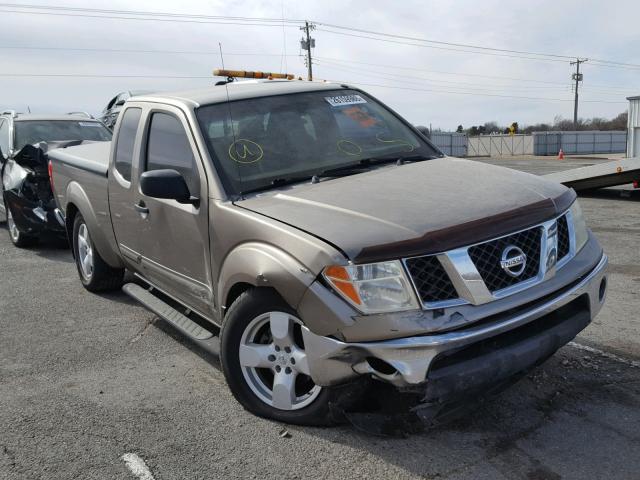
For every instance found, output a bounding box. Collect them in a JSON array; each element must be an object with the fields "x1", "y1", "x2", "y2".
[{"x1": 108, "y1": 102, "x2": 214, "y2": 317}]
